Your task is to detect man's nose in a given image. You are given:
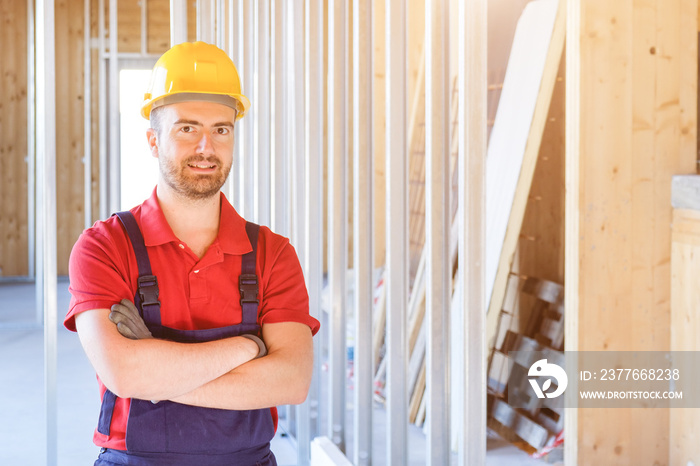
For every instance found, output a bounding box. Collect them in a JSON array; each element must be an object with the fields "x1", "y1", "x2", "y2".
[{"x1": 196, "y1": 132, "x2": 214, "y2": 153}]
